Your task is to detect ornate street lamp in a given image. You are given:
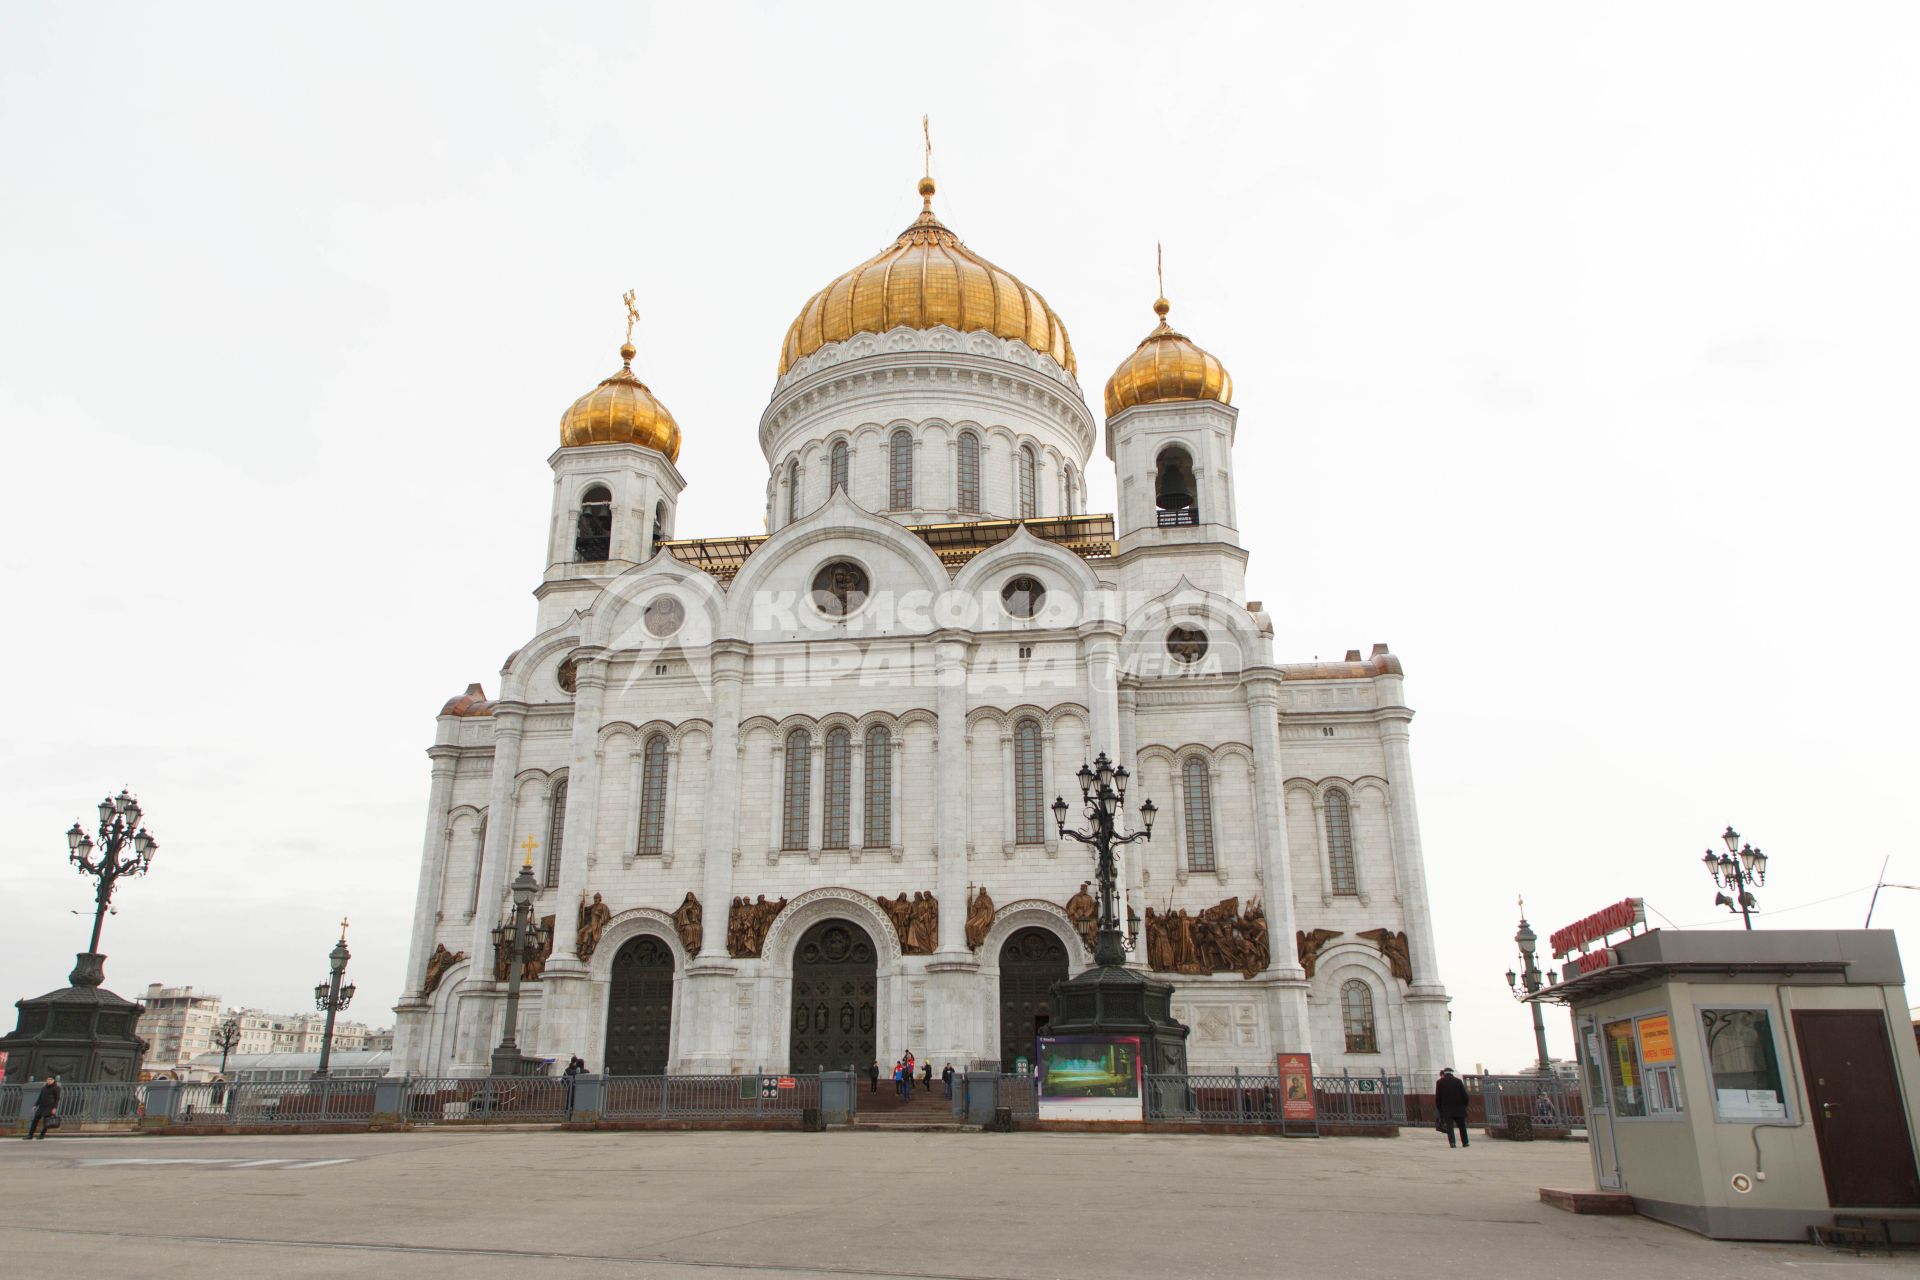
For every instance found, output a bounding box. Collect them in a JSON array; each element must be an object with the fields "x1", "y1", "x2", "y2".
[
  {"x1": 65, "y1": 788, "x2": 158, "y2": 987},
  {"x1": 312, "y1": 919, "x2": 356, "y2": 1079},
  {"x1": 1503, "y1": 897, "x2": 1557, "y2": 1074},
  {"x1": 1702, "y1": 825, "x2": 1768, "y2": 930},
  {"x1": 1052, "y1": 752, "x2": 1157, "y2": 967},
  {"x1": 489, "y1": 855, "x2": 552, "y2": 1077},
  {"x1": 212, "y1": 1016, "x2": 242, "y2": 1079}
]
